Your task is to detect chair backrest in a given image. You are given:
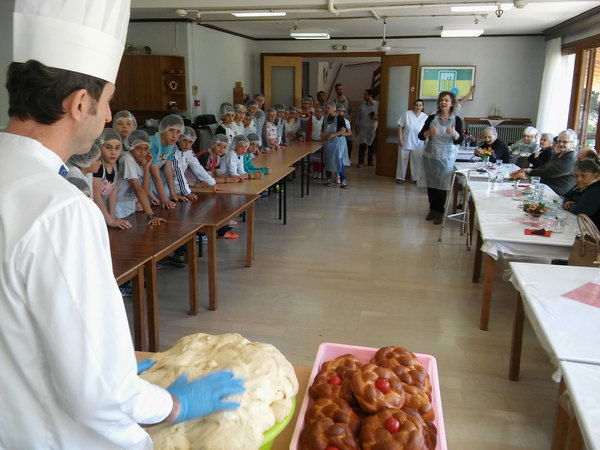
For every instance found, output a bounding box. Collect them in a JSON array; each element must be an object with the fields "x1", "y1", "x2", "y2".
[
  {"x1": 567, "y1": 214, "x2": 600, "y2": 267},
  {"x1": 196, "y1": 127, "x2": 214, "y2": 153}
]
